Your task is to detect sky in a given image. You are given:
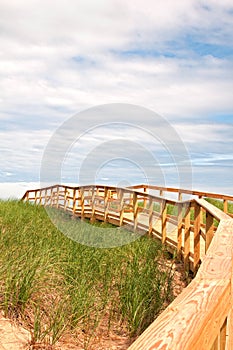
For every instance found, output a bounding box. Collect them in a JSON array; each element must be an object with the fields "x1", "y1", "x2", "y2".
[{"x1": 0, "y1": 0, "x2": 233, "y2": 199}]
